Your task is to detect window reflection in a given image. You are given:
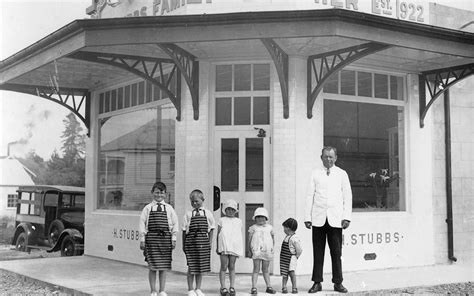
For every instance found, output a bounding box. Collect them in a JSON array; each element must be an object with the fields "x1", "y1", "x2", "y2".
[
  {"x1": 98, "y1": 105, "x2": 176, "y2": 210},
  {"x1": 324, "y1": 100, "x2": 404, "y2": 211},
  {"x1": 246, "y1": 138, "x2": 263, "y2": 191}
]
